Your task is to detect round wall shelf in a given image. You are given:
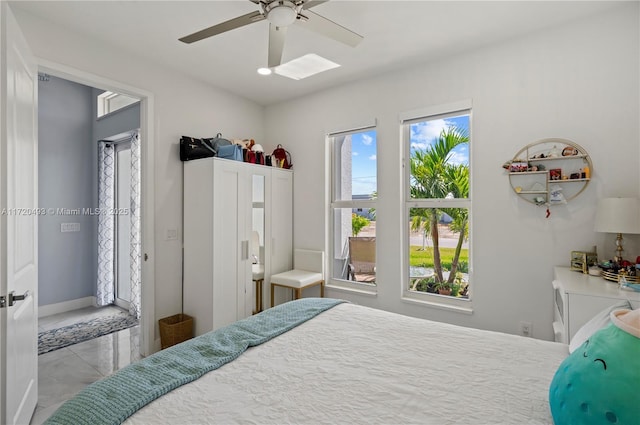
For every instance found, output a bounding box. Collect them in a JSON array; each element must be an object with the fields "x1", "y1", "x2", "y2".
[{"x1": 507, "y1": 138, "x2": 592, "y2": 205}]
